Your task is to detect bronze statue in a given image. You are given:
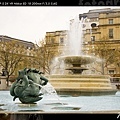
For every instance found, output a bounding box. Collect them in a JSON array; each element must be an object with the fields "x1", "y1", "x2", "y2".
[{"x1": 10, "y1": 68, "x2": 48, "y2": 104}]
